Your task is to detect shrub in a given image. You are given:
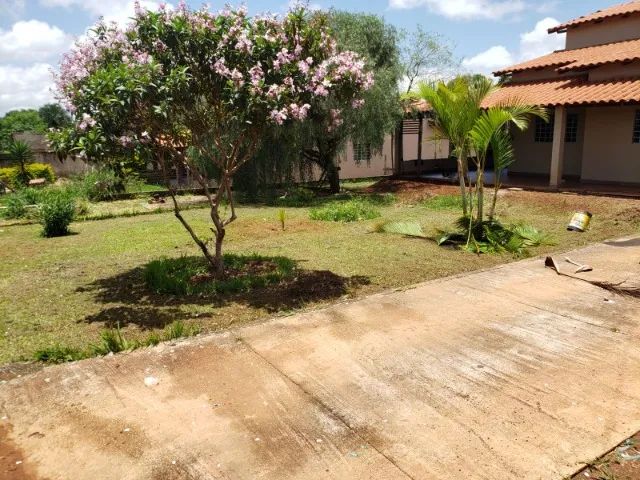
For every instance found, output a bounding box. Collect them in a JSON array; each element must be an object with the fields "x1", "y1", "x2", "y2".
[
  {"x1": 310, "y1": 199, "x2": 381, "y2": 222},
  {"x1": 422, "y1": 194, "x2": 463, "y2": 210},
  {"x1": 1, "y1": 188, "x2": 43, "y2": 220},
  {"x1": 275, "y1": 186, "x2": 316, "y2": 207},
  {"x1": 39, "y1": 190, "x2": 76, "y2": 237},
  {"x1": 34, "y1": 345, "x2": 84, "y2": 363},
  {"x1": 74, "y1": 168, "x2": 124, "y2": 201},
  {"x1": 144, "y1": 254, "x2": 296, "y2": 296},
  {"x1": 0, "y1": 163, "x2": 55, "y2": 189}
]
